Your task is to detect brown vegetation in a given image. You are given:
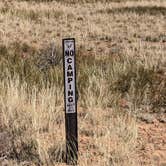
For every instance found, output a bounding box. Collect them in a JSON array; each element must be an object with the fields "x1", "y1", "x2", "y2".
[{"x1": 0, "y1": 0, "x2": 166, "y2": 165}]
